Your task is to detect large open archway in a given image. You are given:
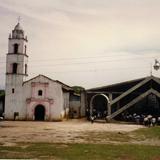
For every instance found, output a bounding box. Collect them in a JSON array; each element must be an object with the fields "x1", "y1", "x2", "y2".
[
  {"x1": 90, "y1": 94, "x2": 110, "y2": 118},
  {"x1": 34, "y1": 105, "x2": 45, "y2": 121}
]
